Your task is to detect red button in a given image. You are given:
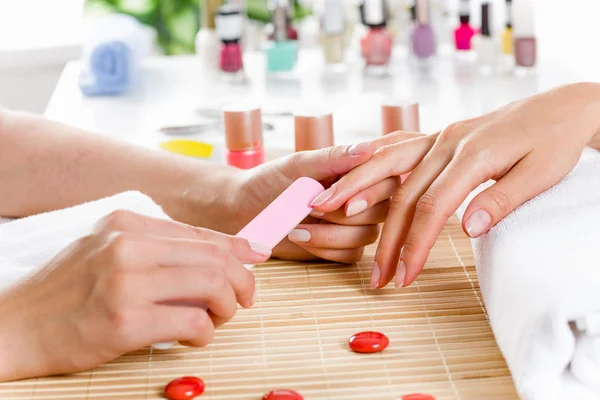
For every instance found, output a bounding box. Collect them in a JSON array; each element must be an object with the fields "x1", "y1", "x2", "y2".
[
  {"x1": 348, "y1": 331, "x2": 389, "y2": 353},
  {"x1": 262, "y1": 389, "x2": 304, "y2": 400},
  {"x1": 399, "y1": 394, "x2": 436, "y2": 400},
  {"x1": 164, "y1": 376, "x2": 205, "y2": 400}
]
